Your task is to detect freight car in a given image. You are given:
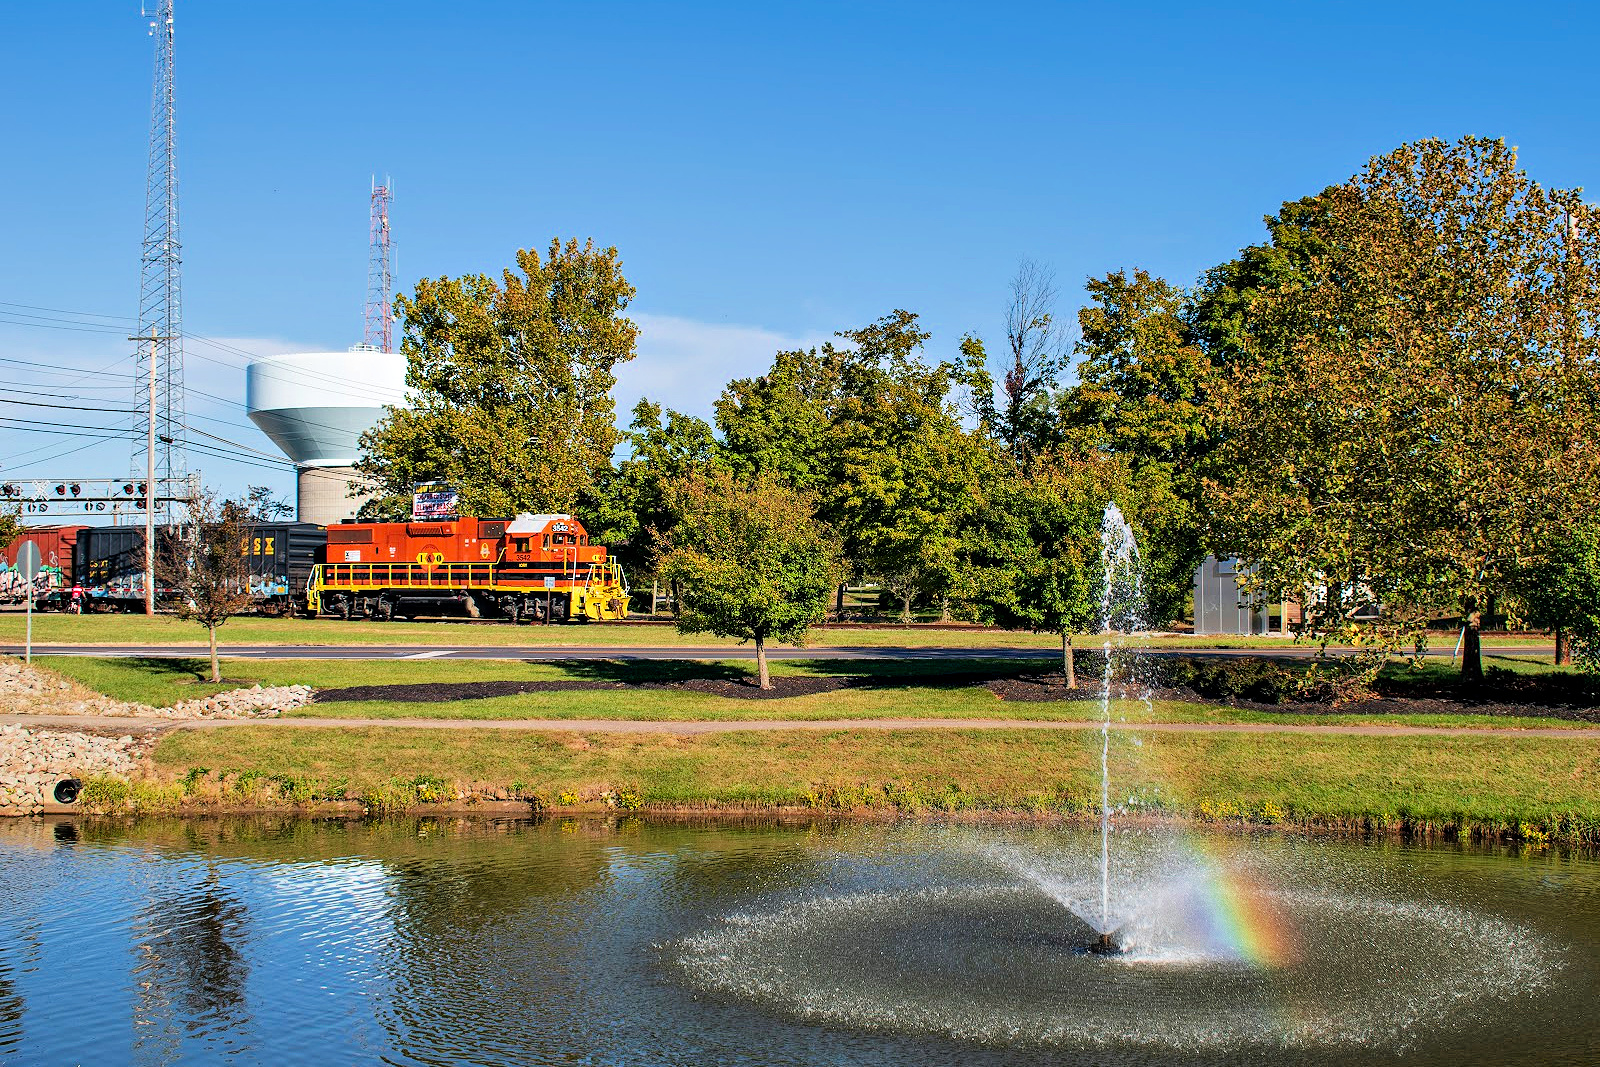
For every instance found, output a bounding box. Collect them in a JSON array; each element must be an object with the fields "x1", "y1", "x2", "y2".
[
  {"x1": 72, "y1": 525, "x2": 185, "y2": 611},
  {"x1": 2, "y1": 525, "x2": 87, "y2": 605},
  {"x1": 307, "y1": 512, "x2": 627, "y2": 622},
  {"x1": 72, "y1": 522, "x2": 328, "y2": 612},
  {"x1": 240, "y1": 522, "x2": 326, "y2": 611}
]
